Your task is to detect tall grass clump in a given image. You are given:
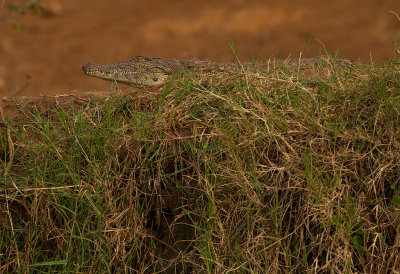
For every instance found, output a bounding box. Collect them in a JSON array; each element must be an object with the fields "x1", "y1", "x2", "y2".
[{"x1": 1, "y1": 56, "x2": 400, "y2": 272}]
